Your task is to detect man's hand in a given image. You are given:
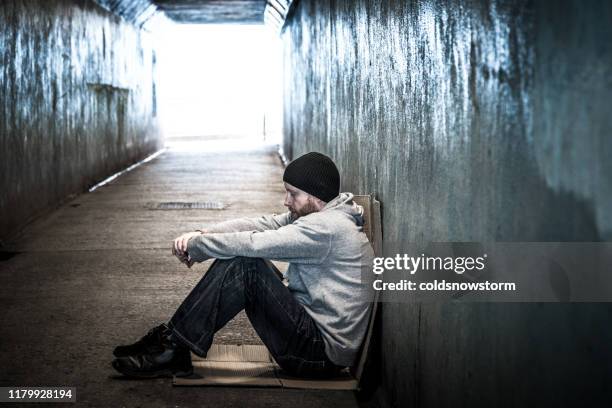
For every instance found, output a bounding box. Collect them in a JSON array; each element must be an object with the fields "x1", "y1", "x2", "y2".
[
  {"x1": 174, "y1": 231, "x2": 202, "y2": 254},
  {"x1": 172, "y1": 247, "x2": 195, "y2": 268},
  {"x1": 172, "y1": 231, "x2": 203, "y2": 268}
]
